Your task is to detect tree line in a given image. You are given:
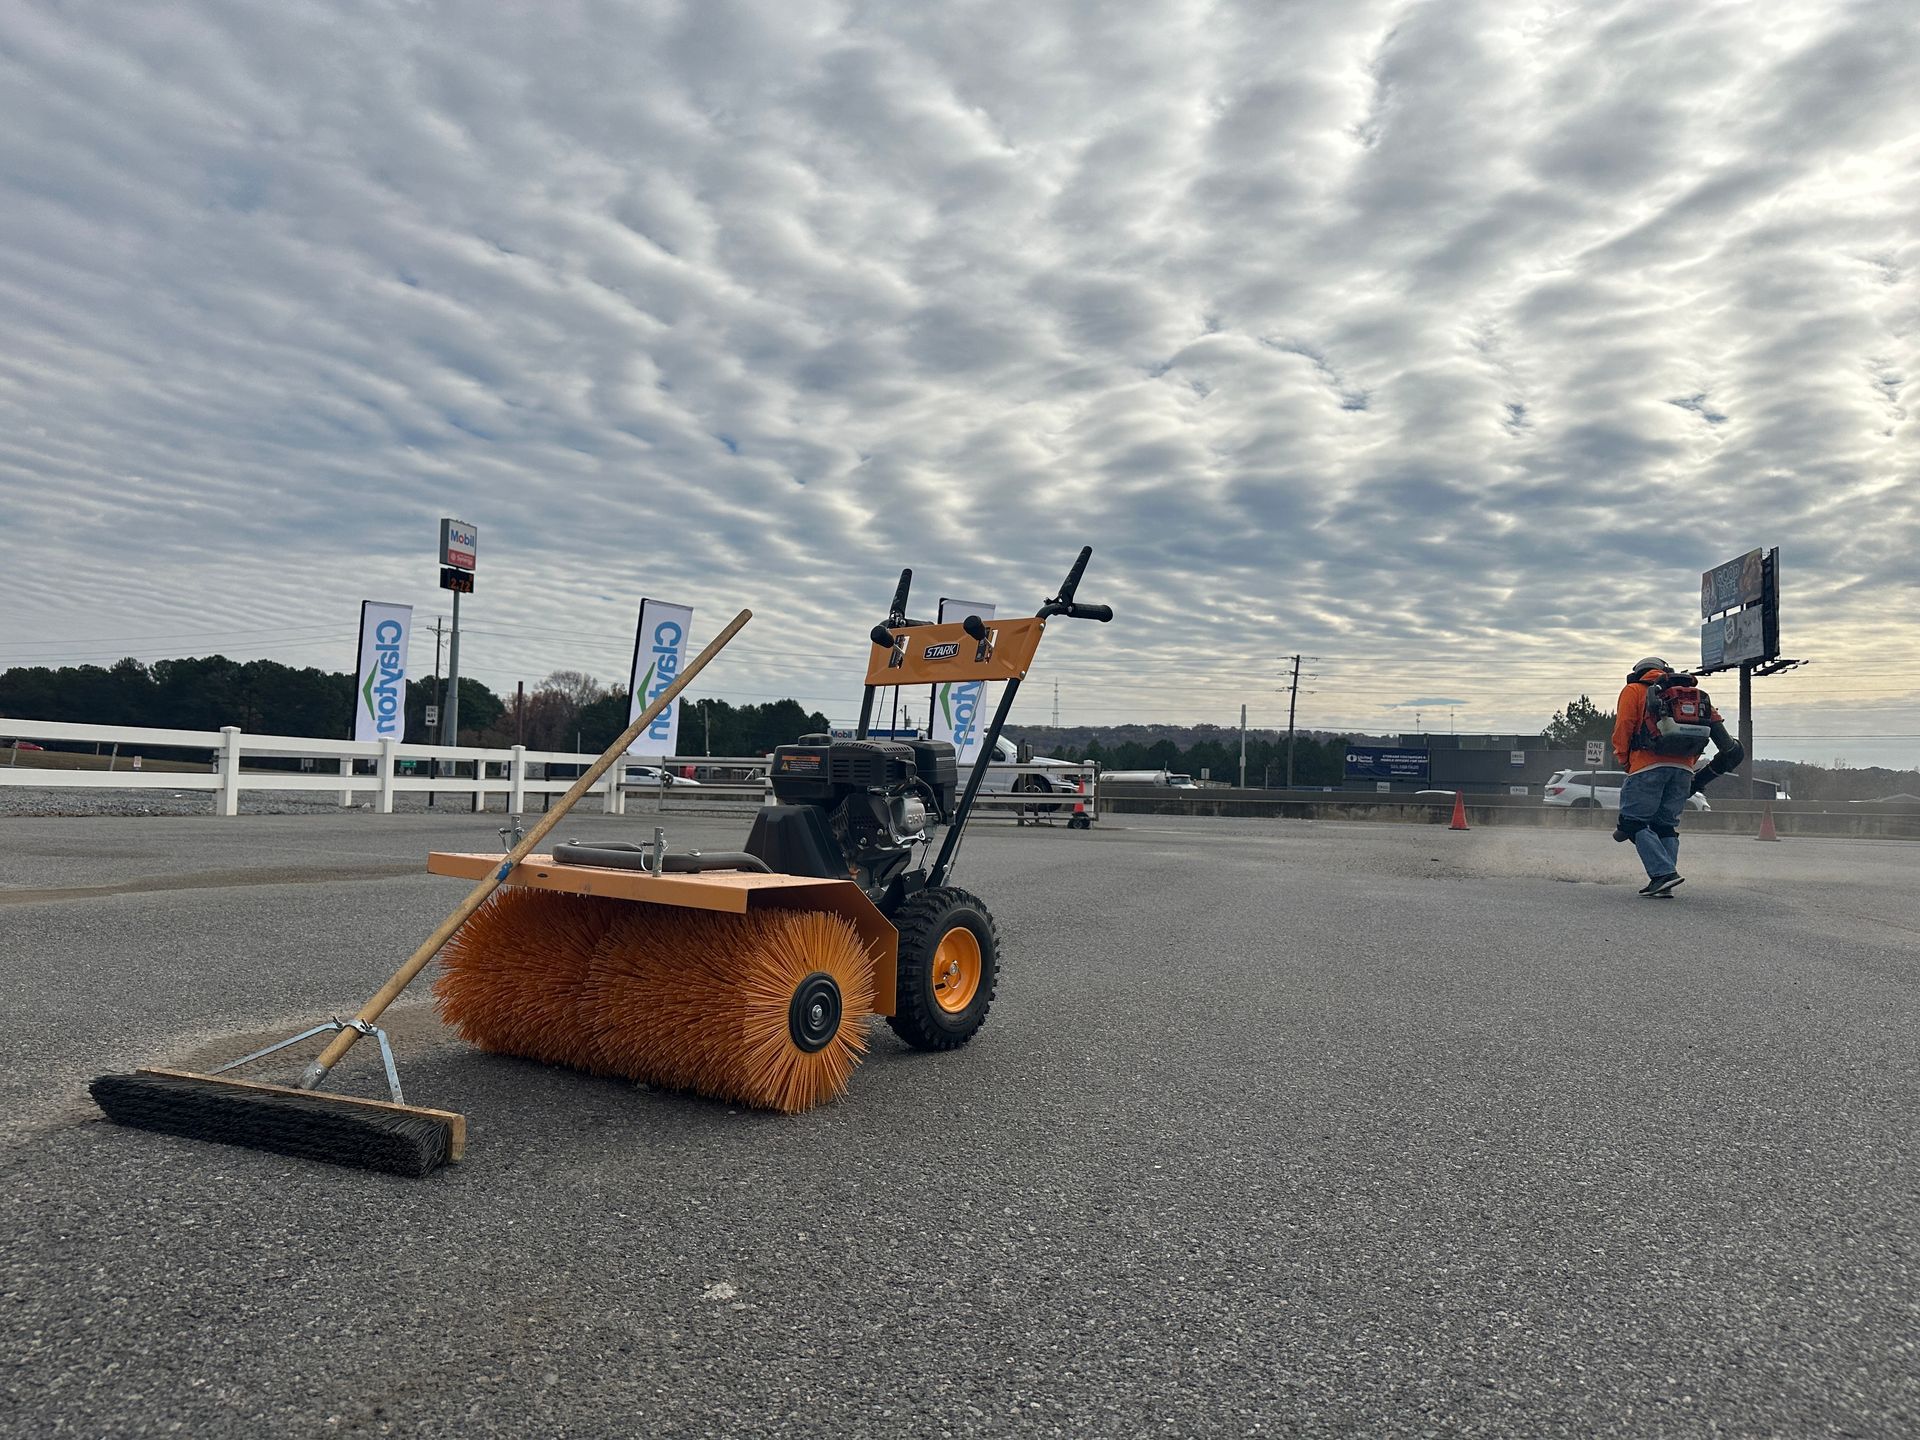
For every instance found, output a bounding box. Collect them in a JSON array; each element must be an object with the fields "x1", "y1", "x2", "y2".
[{"x1": 0, "y1": 656, "x2": 827, "y2": 758}]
